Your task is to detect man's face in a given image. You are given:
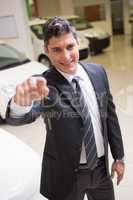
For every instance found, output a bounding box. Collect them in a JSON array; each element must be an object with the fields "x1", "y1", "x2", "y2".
[{"x1": 45, "y1": 33, "x2": 79, "y2": 74}]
